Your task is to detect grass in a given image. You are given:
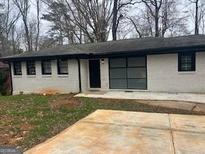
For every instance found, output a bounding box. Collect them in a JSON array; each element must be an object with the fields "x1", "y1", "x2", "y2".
[{"x1": 0, "y1": 94, "x2": 204, "y2": 151}]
